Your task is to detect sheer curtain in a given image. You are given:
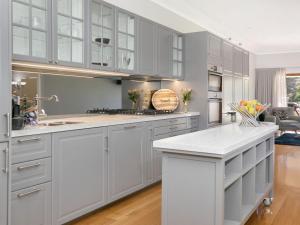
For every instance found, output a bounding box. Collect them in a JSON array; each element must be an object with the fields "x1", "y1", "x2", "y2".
[
  {"x1": 273, "y1": 69, "x2": 287, "y2": 107},
  {"x1": 255, "y1": 68, "x2": 287, "y2": 107}
]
